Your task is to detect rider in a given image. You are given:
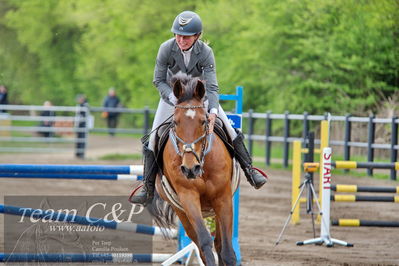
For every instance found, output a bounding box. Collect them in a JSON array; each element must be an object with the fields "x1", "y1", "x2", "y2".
[{"x1": 130, "y1": 11, "x2": 267, "y2": 205}]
